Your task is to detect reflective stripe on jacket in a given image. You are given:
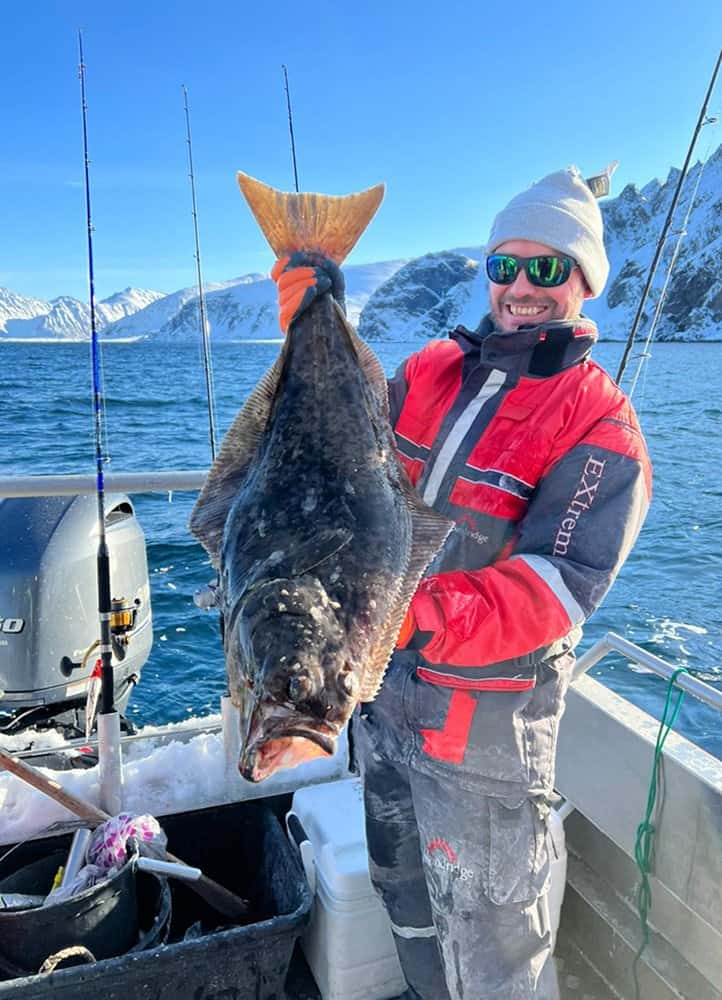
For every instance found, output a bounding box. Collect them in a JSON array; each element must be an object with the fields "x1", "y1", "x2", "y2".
[{"x1": 390, "y1": 316, "x2": 652, "y2": 690}]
